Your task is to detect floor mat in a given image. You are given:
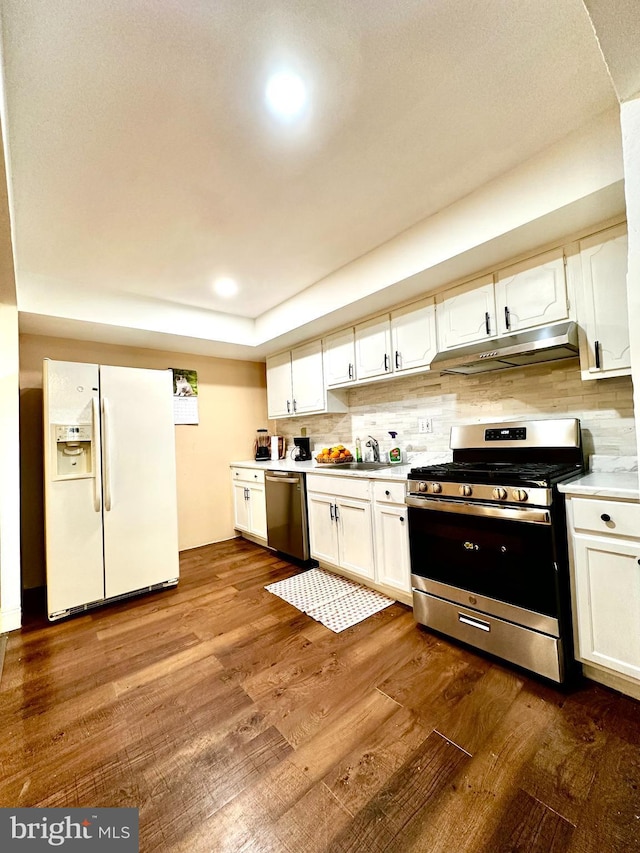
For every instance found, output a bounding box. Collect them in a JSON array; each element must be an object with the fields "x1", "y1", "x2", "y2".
[{"x1": 265, "y1": 568, "x2": 394, "y2": 632}]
